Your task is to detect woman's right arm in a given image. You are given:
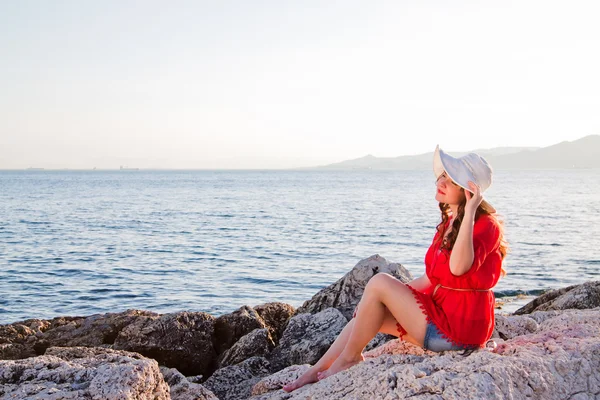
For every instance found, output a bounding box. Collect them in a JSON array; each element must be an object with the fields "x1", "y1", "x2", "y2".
[{"x1": 408, "y1": 274, "x2": 433, "y2": 293}]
